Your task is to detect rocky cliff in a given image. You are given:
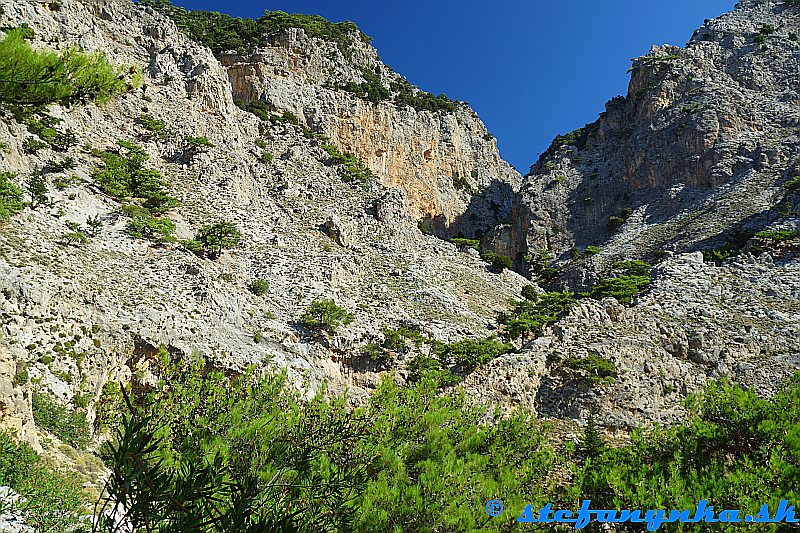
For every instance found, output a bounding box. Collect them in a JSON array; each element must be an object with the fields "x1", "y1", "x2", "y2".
[
  {"x1": 0, "y1": 0, "x2": 798, "y2": 495},
  {"x1": 0, "y1": 0, "x2": 526, "y2": 460},
  {"x1": 496, "y1": 0, "x2": 800, "y2": 285},
  {"x1": 220, "y1": 28, "x2": 520, "y2": 238}
]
